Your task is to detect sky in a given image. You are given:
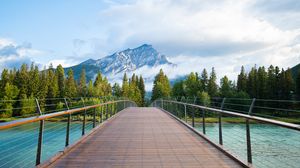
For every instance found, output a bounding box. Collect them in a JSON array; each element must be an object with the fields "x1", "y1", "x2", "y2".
[{"x1": 1, "y1": 0, "x2": 300, "y2": 88}]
